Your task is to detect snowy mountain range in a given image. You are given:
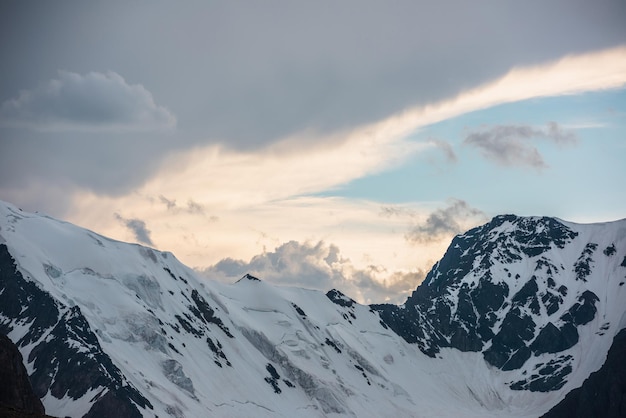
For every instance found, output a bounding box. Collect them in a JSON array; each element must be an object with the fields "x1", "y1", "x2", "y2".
[{"x1": 0, "y1": 200, "x2": 625, "y2": 417}]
